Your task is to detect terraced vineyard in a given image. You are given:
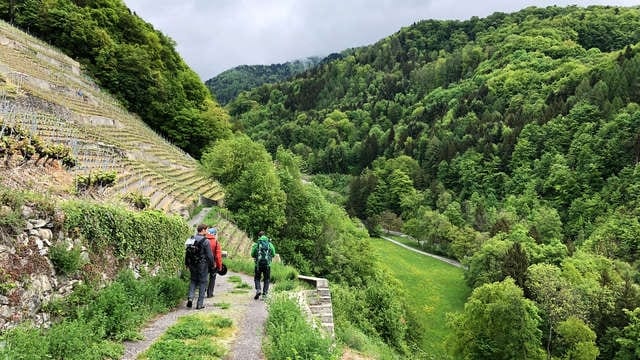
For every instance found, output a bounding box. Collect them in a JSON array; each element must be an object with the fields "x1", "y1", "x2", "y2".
[{"x1": 0, "y1": 19, "x2": 224, "y2": 218}]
